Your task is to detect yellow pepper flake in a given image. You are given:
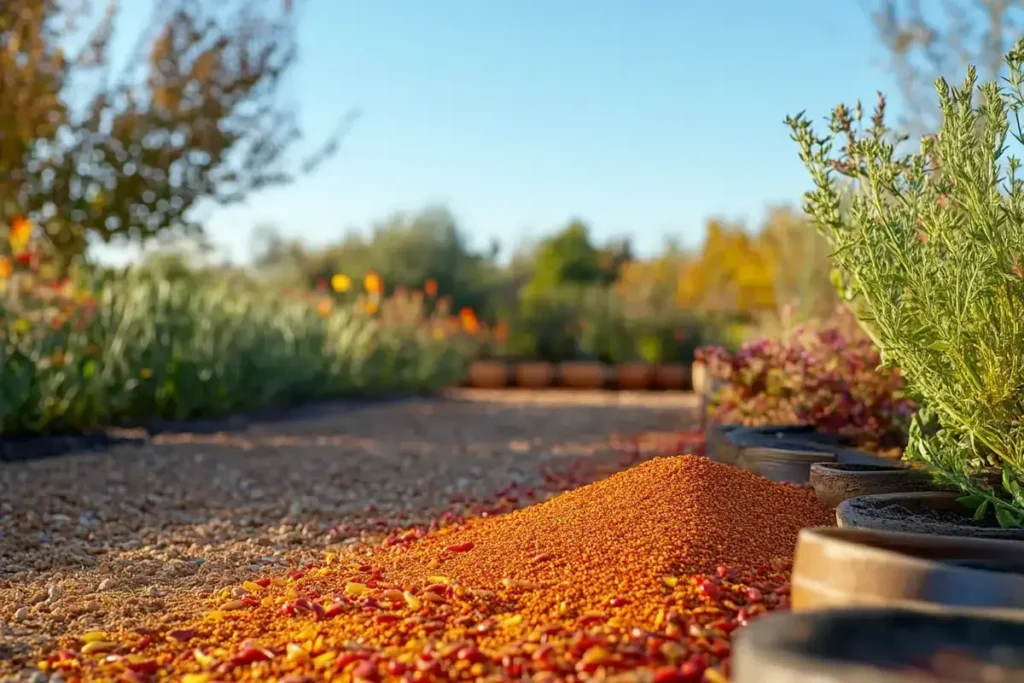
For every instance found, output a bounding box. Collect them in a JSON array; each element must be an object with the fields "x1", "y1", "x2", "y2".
[
  {"x1": 242, "y1": 581, "x2": 264, "y2": 593},
  {"x1": 344, "y1": 582, "x2": 370, "y2": 596},
  {"x1": 403, "y1": 591, "x2": 421, "y2": 610},
  {"x1": 313, "y1": 651, "x2": 337, "y2": 669},
  {"x1": 81, "y1": 631, "x2": 108, "y2": 643},
  {"x1": 662, "y1": 575, "x2": 679, "y2": 588},
  {"x1": 222, "y1": 600, "x2": 247, "y2": 611},
  {"x1": 181, "y1": 674, "x2": 212, "y2": 683},
  {"x1": 426, "y1": 575, "x2": 451, "y2": 584},
  {"x1": 81, "y1": 641, "x2": 117, "y2": 655},
  {"x1": 193, "y1": 649, "x2": 216, "y2": 667}
]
